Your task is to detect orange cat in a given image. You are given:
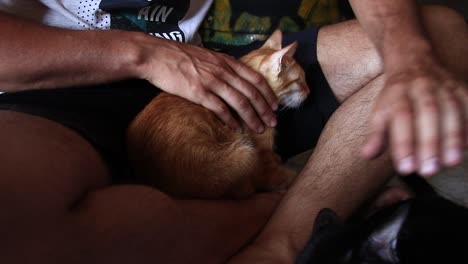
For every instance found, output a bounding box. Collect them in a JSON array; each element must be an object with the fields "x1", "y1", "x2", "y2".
[{"x1": 127, "y1": 30, "x2": 310, "y2": 199}]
